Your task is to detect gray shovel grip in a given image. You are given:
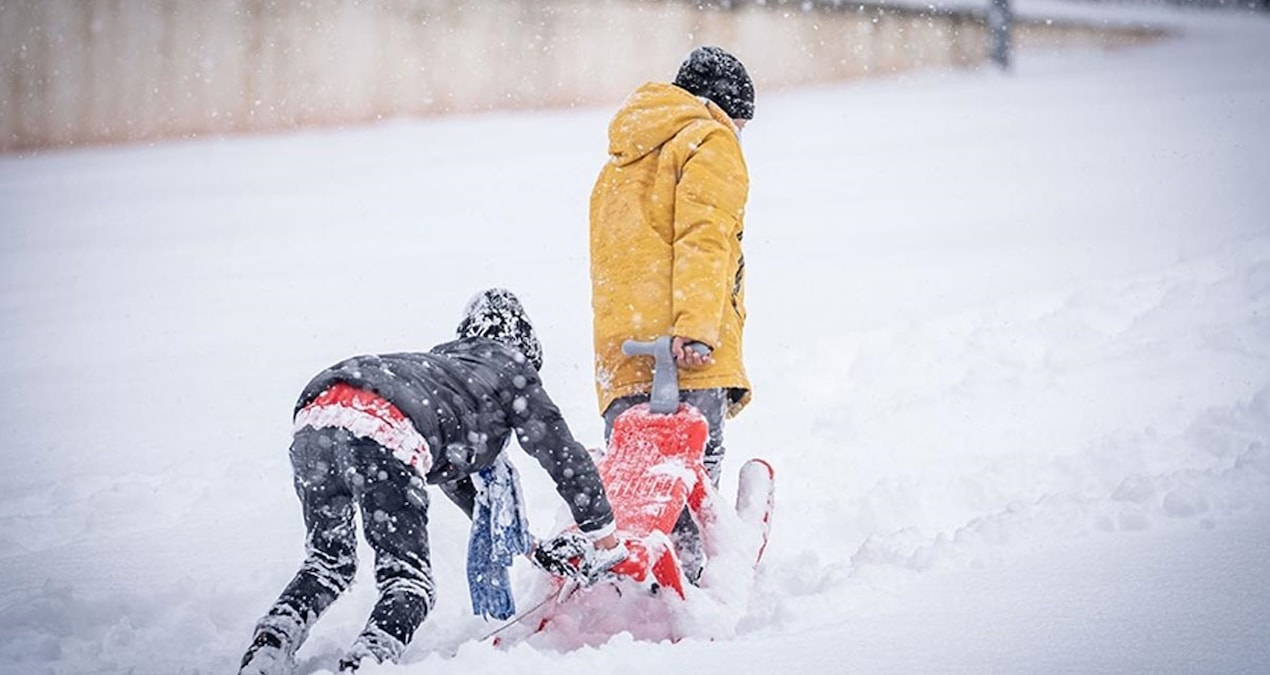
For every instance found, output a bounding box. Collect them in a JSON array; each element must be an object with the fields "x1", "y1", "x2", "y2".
[{"x1": 621, "y1": 337, "x2": 711, "y2": 414}]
